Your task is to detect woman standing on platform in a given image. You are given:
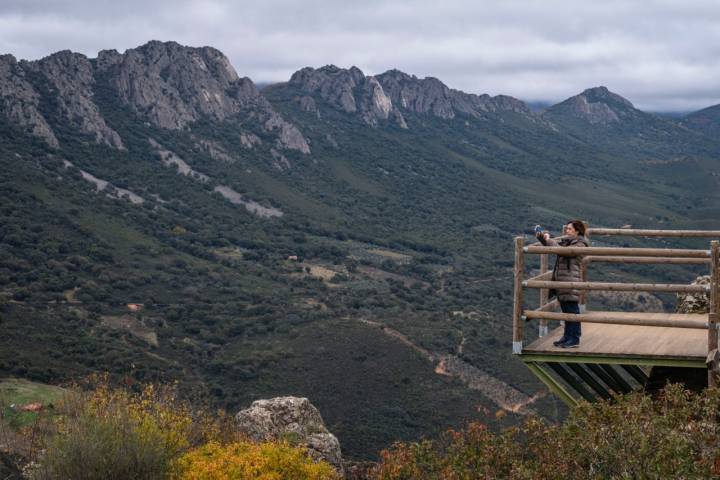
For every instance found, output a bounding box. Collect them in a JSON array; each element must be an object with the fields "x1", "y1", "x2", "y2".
[{"x1": 535, "y1": 220, "x2": 589, "y2": 348}]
